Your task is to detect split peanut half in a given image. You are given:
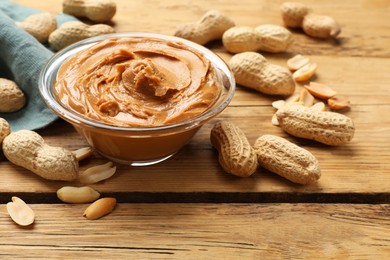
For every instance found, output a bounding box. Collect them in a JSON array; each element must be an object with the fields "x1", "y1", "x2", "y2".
[{"x1": 6, "y1": 197, "x2": 35, "y2": 226}]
